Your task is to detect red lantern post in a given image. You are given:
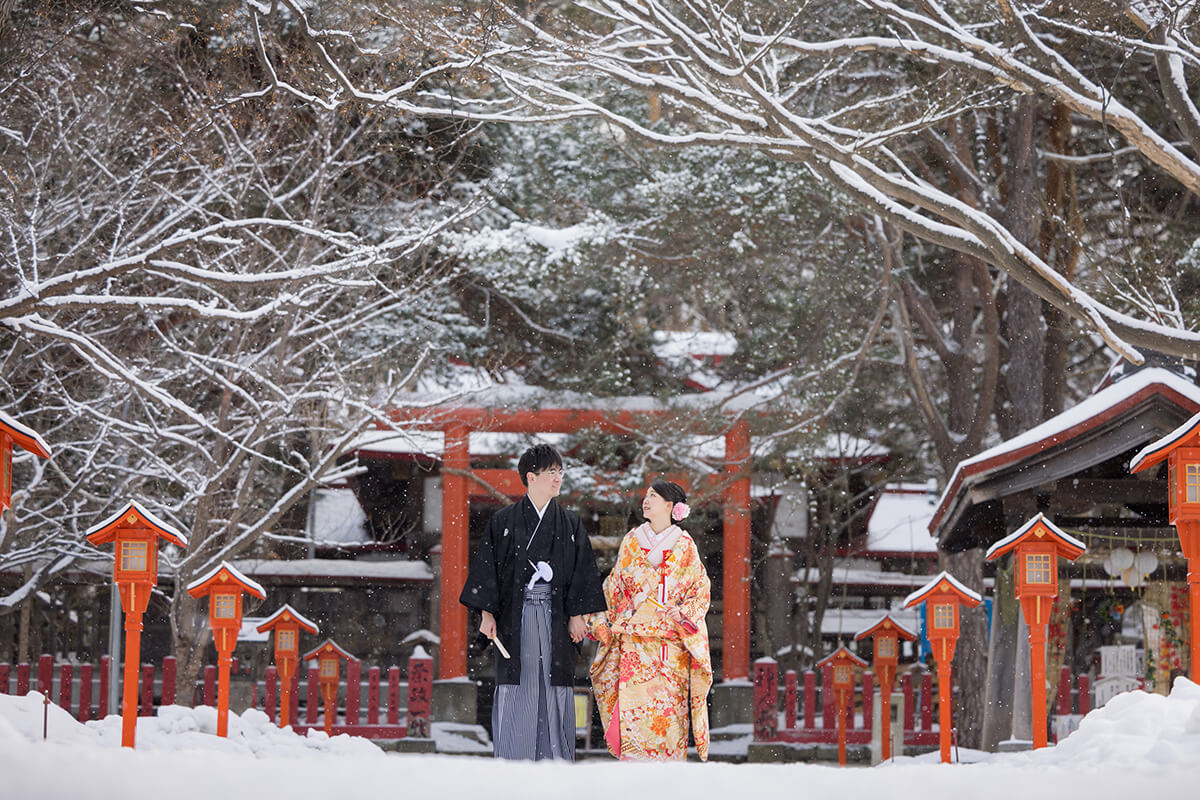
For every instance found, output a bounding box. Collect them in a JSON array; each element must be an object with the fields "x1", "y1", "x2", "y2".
[
  {"x1": 302, "y1": 639, "x2": 358, "y2": 736},
  {"x1": 815, "y1": 644, "x2": 868, "y2": 766},
  {"x1": 256, "y1": 604, "x2": 319, "y2": 729},
  {"x1": 902, "y1": 571, "x2": 982, "y2": 763},
  {"x1": 84, "y1": 501, "x2": 188, "y2": 748},
  {"x1": 186, "y1": 562, "x2": 266, "y2": 737},
  {"x1": 985, "y1": 513, "x2": 1085, "y2": 749},
  {"x1": 0, "y1": 411, "x2": 52, "y2": 512},
  {"x1": 1131, "y1": 413, "x2": 1200, "y2": 678},
  {"x1": 855, "y1": 613, "x2": 918, "y2": 760}
]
